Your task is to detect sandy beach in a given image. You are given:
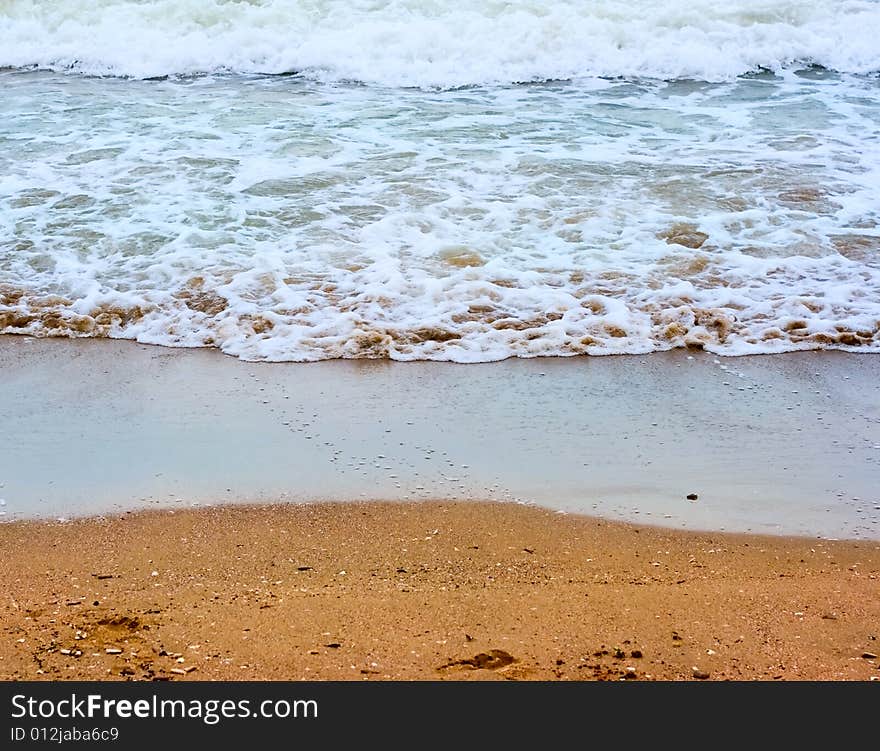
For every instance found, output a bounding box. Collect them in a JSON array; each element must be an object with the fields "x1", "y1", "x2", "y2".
[
  {"x1": 3, "y1": 1, "x2": 880, "y2": 697},
  {"x1": 2, "y1": 501, "x2": 879, "y2": 681}
]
